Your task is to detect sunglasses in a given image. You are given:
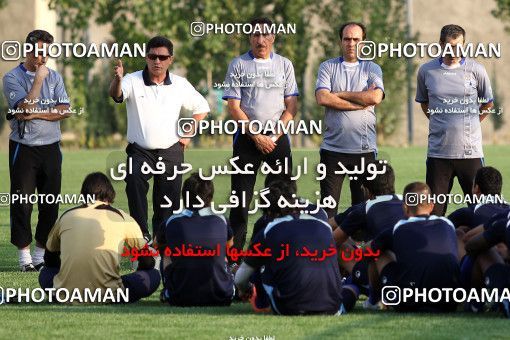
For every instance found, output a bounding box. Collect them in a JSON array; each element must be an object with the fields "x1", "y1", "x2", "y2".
[{"x1": 147, "y1": 54, "x2": 171, "y2": 61}]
